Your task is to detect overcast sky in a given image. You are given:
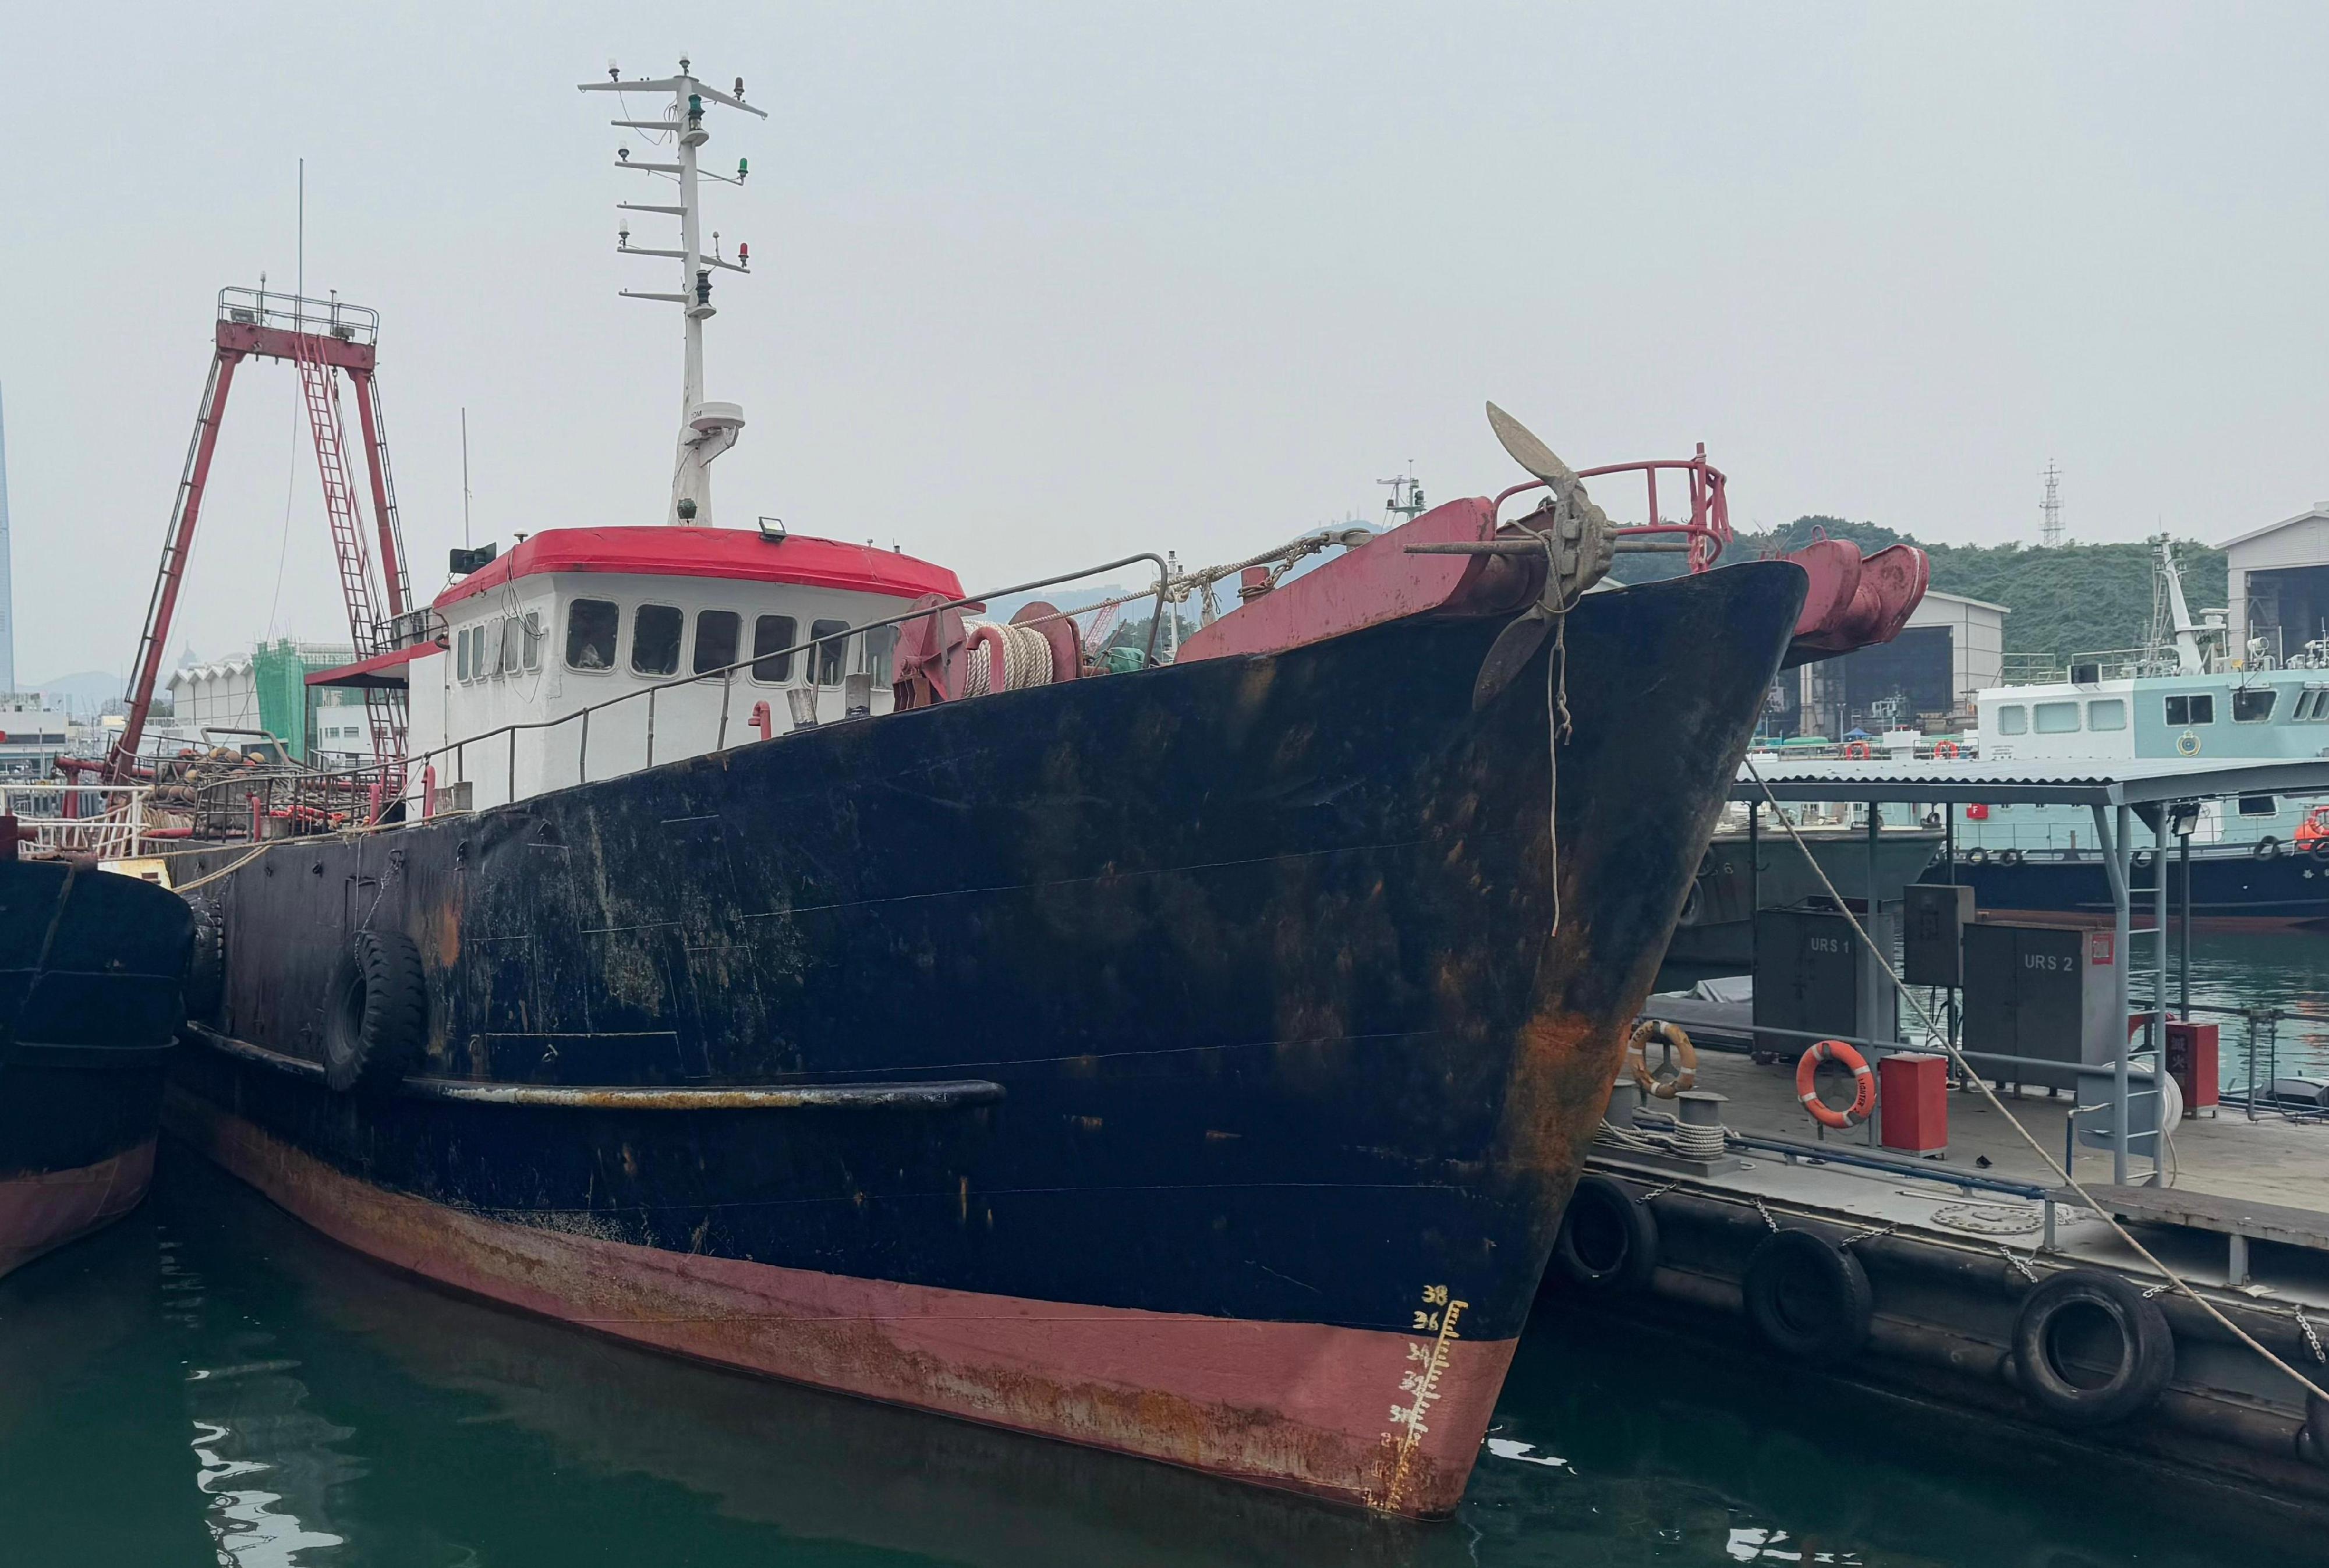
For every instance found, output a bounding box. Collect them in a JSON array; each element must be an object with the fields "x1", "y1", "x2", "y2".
[{"x1": 3, "y1": 2, "x2": 2325, "y2": 683}]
